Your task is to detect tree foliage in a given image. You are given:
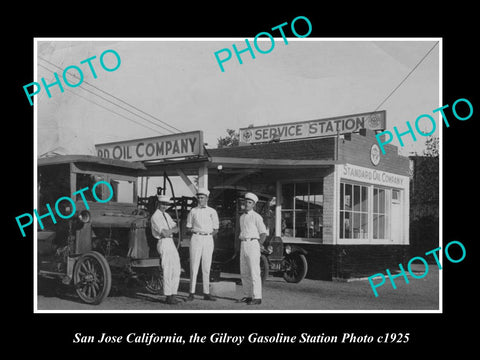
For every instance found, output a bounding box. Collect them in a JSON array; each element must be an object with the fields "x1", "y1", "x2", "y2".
[
  {"x1": 411, "y1": 136, "x2": 439, "y2": 216},
  {"x1": 410, "y1": 136, "x2": 439, "y2": 254},
  {"x1": 423, "y1": 136, "x2": 439, "y2": 157},
  {"x1": 217, "y1": 129, "x2": 240, "y2": 148}
]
